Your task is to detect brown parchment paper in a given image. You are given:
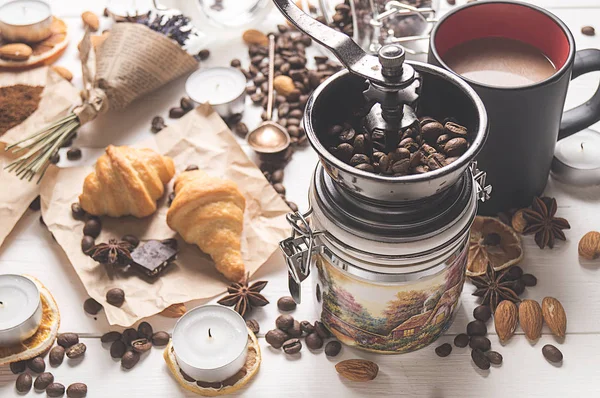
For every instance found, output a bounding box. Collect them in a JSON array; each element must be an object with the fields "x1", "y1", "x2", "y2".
[
  {"x1": 0, "y1": 67, "x2": 80, "y2": 248},
  {"x1": 40, "y1": 104, "x2": 291, "y2": 326}
]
